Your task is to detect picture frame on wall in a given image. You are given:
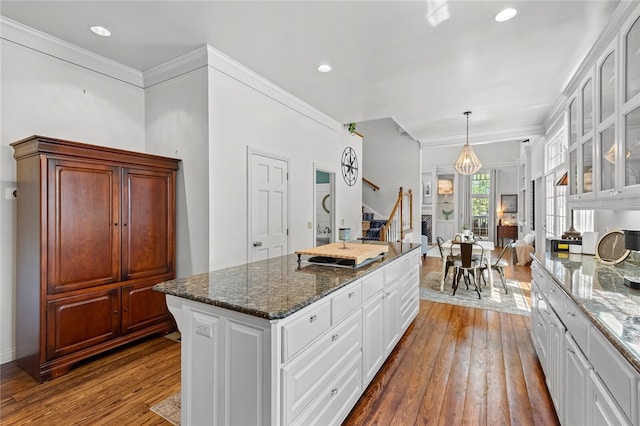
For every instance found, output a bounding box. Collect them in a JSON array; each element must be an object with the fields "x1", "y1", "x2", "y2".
[{"x1": 501, "y1": 194, "x2": 518, "y2": 213}]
